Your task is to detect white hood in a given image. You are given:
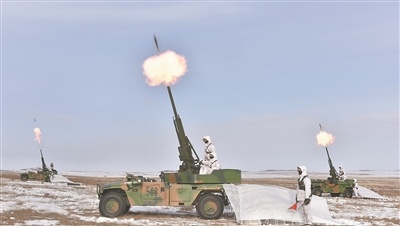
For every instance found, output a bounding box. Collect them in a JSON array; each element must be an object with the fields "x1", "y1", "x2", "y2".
[
  {"x1": 203, "y1": 135, "x2": 216, "y2": 154},
  {"x1": 203, "y1": 135, "x2": 212, "y2": 144},
  {"x1": 297, "y1": 165, "x2": 308, "y2": 178}
]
